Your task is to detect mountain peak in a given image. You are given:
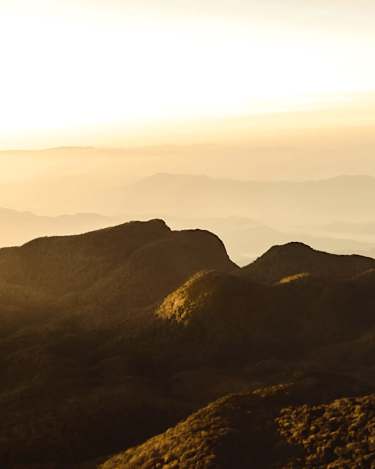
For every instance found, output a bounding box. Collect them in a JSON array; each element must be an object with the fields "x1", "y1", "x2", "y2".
[
  {"x1": 267, "y1": 241, "x2": 314, "y2": 254},
  {"x1": 243, "y1": 242, "x2": 375, "y2": 284}
]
